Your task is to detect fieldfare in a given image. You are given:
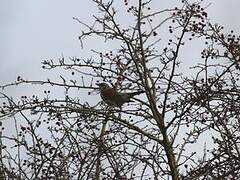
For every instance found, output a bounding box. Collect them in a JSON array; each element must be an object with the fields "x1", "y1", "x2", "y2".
[{"x1": 97, "y1": 83, "x2": 144, "y2": 107}]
